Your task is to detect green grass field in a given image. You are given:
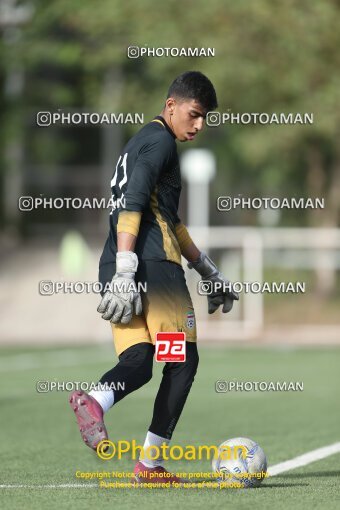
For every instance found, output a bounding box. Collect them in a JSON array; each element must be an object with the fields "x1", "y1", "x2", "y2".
[{"x1": 1, "y1": 344, "x2": 340, "y2": 510}]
